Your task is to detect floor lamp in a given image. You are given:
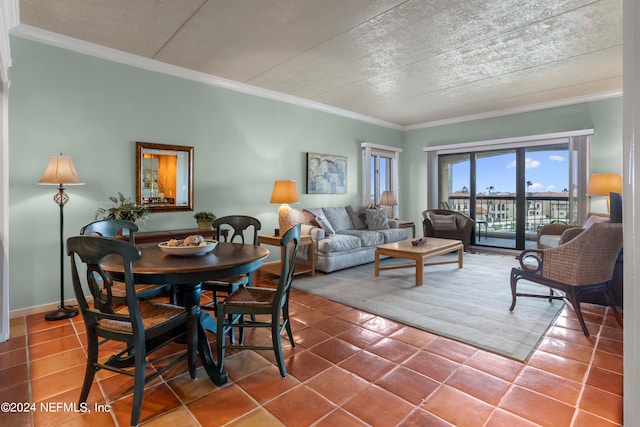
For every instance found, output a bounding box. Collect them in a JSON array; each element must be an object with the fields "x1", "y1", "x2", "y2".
[{"x1": 39, "y1": 155, "x2": 84, "y2": 321}]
